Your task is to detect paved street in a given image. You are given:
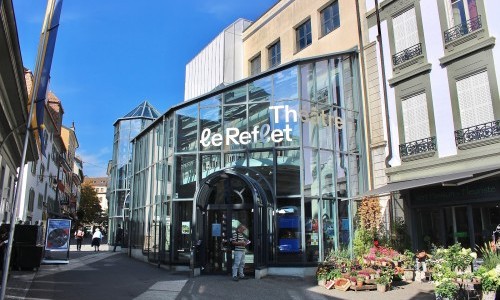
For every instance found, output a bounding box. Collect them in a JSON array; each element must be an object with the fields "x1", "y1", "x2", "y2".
[{"x1": 4, "y1": 243, "x2": 436, "y2": 300}]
